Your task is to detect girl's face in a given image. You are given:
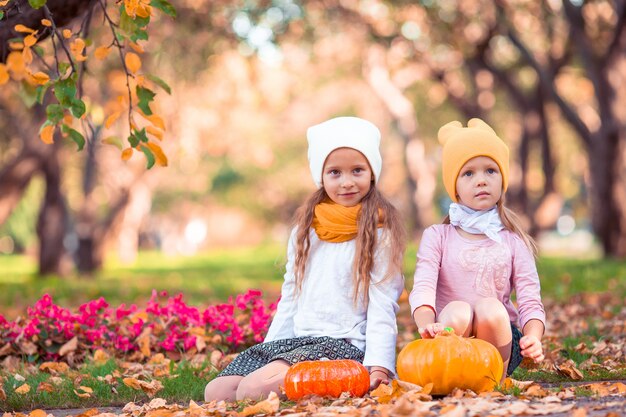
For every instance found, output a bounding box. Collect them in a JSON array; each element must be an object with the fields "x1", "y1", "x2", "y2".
[
  {"x1": 455, "y1": 156, "x2": 502, "y2": 211},
  {"x1": 322, "y1": 147, "x2": 373, "y2": 207}
]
